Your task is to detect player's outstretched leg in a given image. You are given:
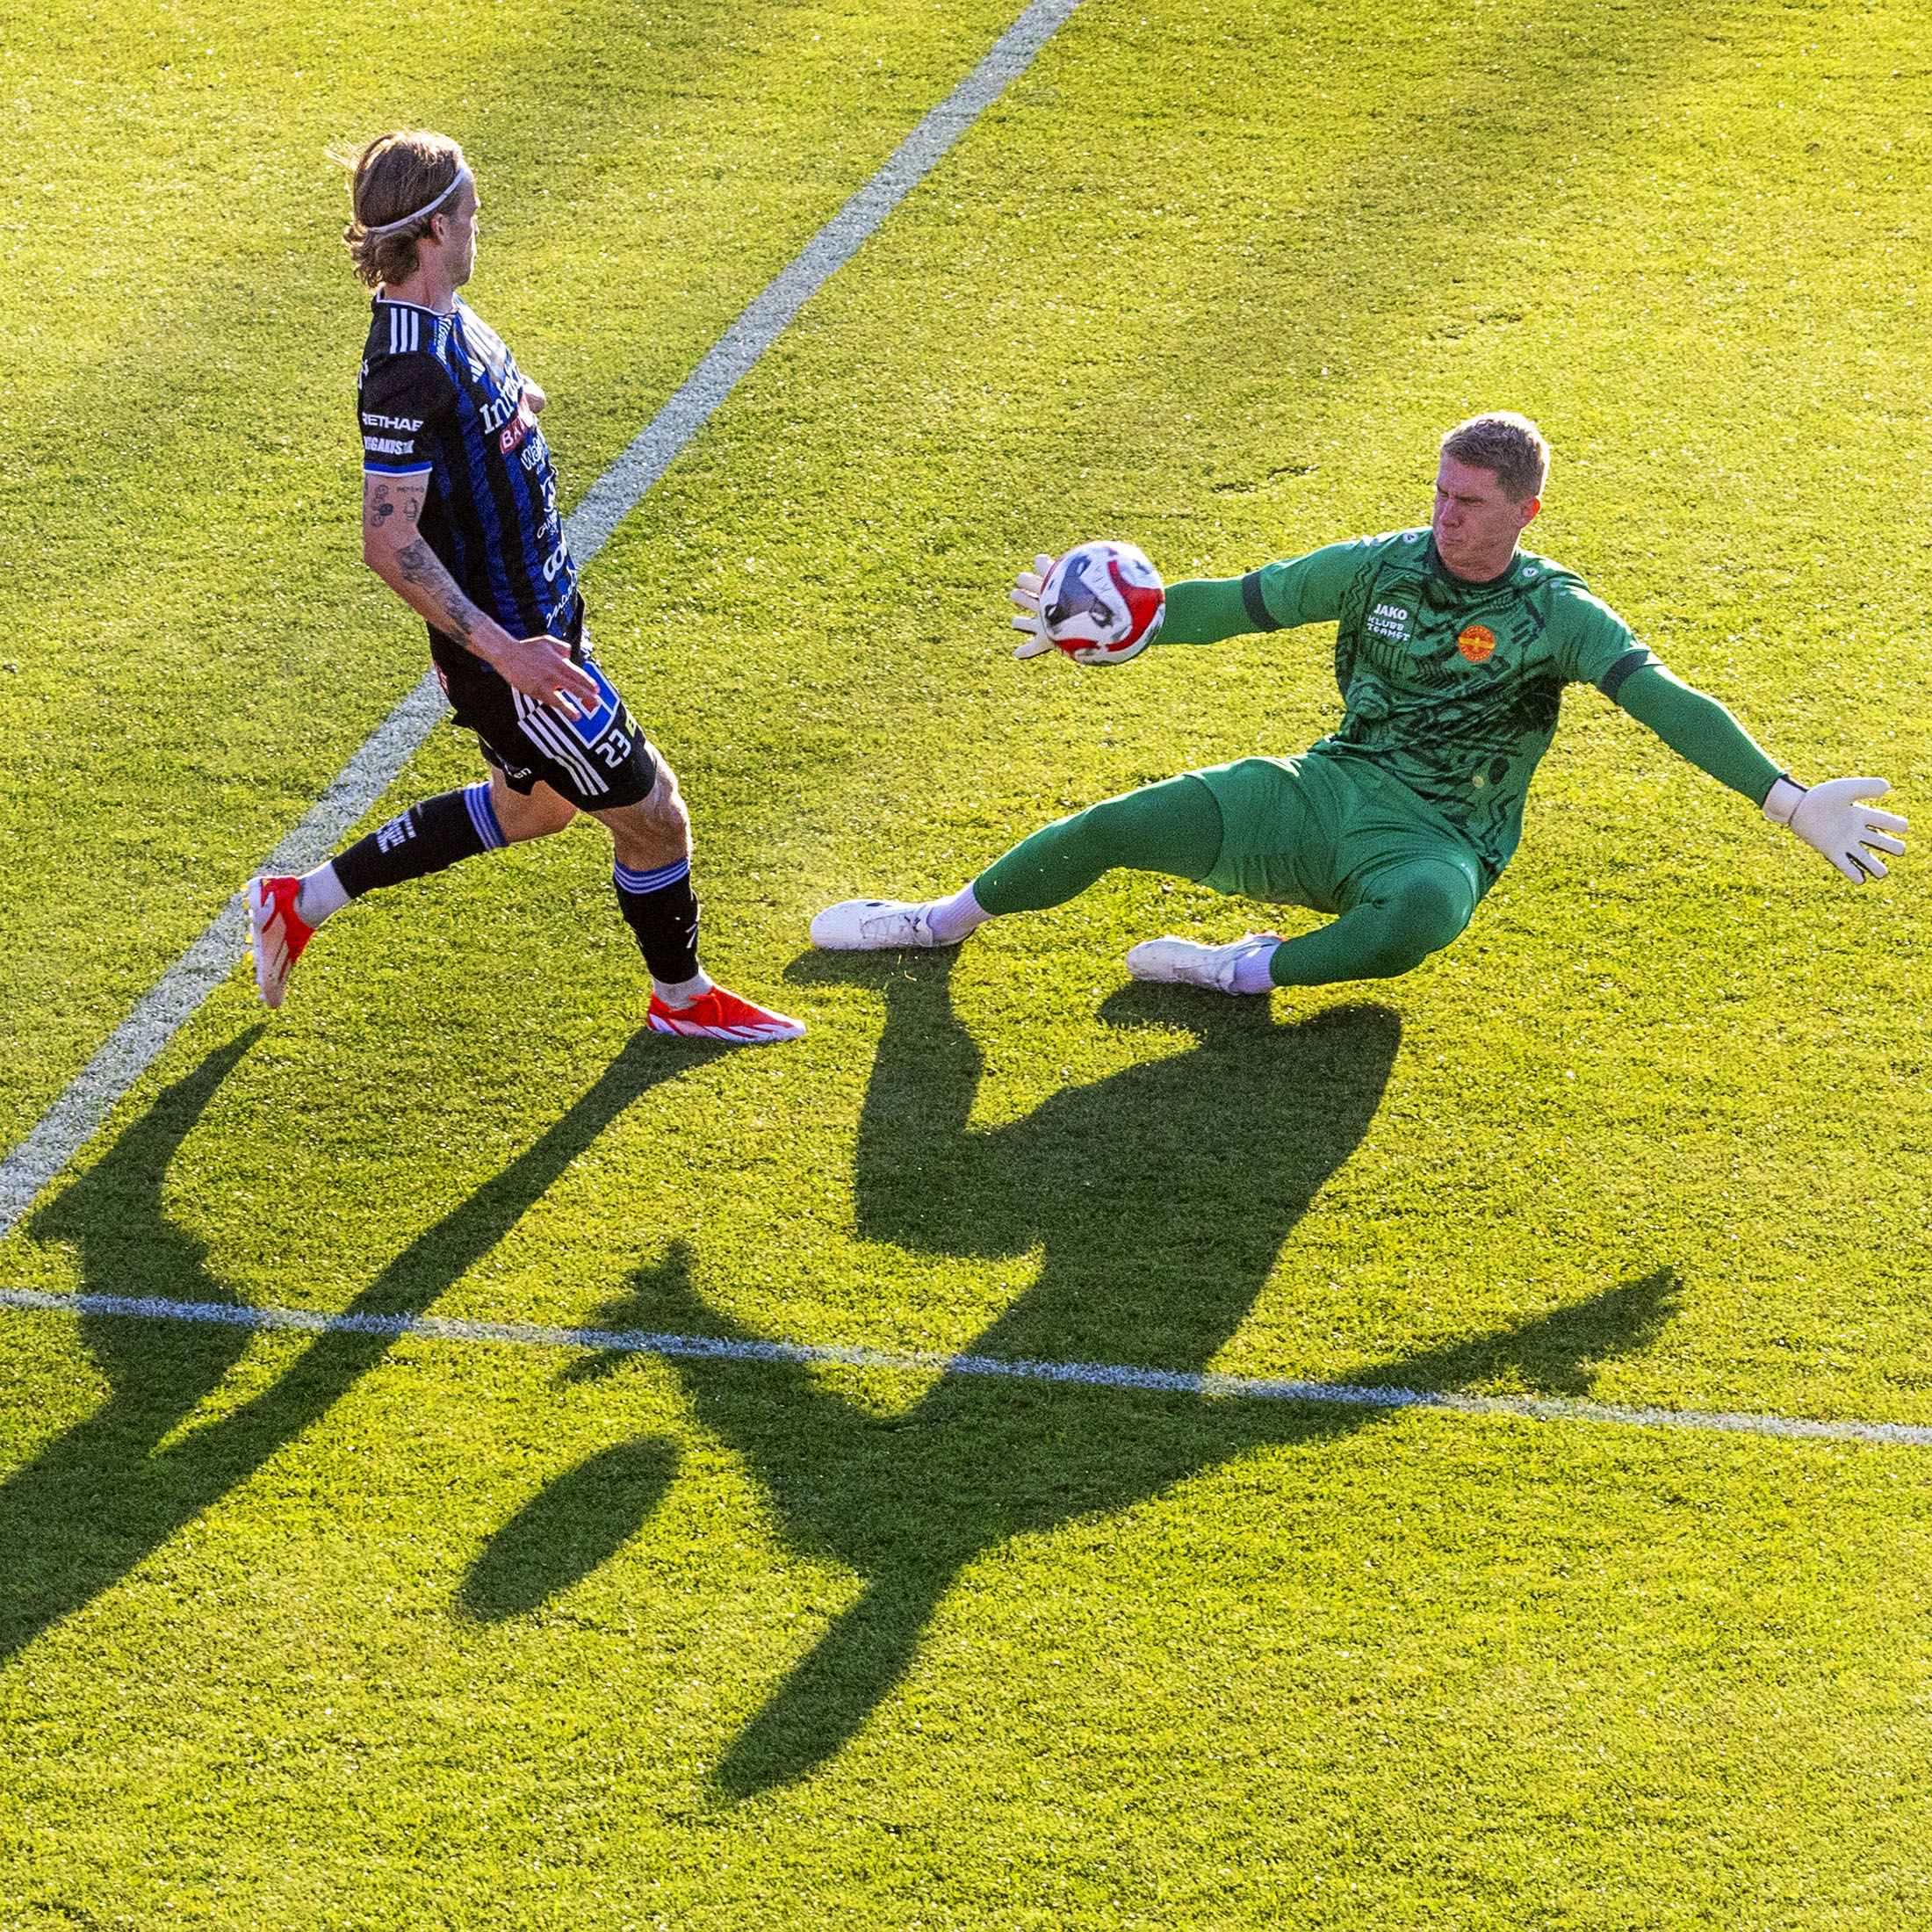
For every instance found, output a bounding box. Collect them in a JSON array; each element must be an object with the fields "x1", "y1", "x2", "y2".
[
  {"x1": 811, "y1": 774, "x2": 1224, "y2": 951},
  {"x1": 1129, "y1": 858, "x2": 1476, "y2": 994},
  {"x1": 247, "y1": 780, "x2": 514, "y2": 1007},
  {"x1": 597, "y1": 758, "x2": 804, "y2": 1046}
]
